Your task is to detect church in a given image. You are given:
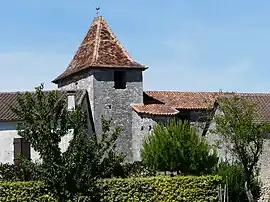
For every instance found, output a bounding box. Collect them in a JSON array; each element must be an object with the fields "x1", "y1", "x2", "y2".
[{"x1": 1, "y1": 14, "x2": 270, "y2": 198}]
